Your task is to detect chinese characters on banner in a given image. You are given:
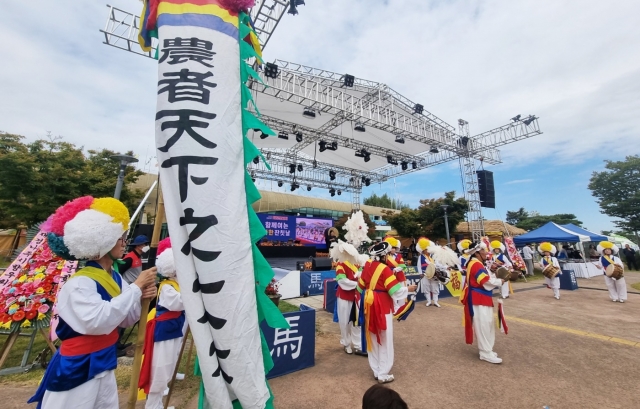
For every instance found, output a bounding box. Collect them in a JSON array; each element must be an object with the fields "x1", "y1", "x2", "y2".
[{"x1": 154, "y1": 12, "x2": 268, "y2": 409}]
